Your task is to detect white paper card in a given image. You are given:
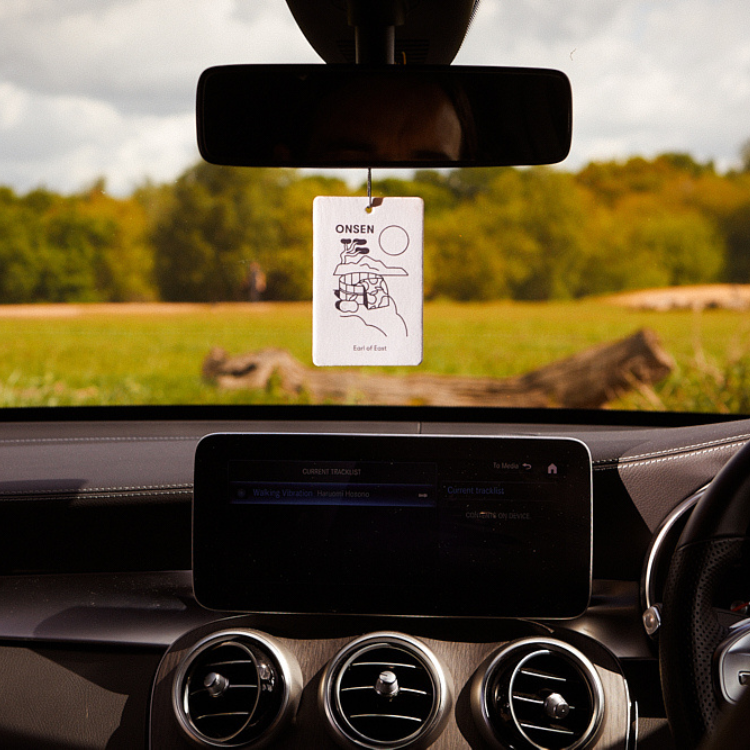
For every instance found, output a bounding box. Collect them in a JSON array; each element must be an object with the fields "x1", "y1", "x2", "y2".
[{"x1": 313, "y1": 196, "x2": 423, "y2": 366}]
